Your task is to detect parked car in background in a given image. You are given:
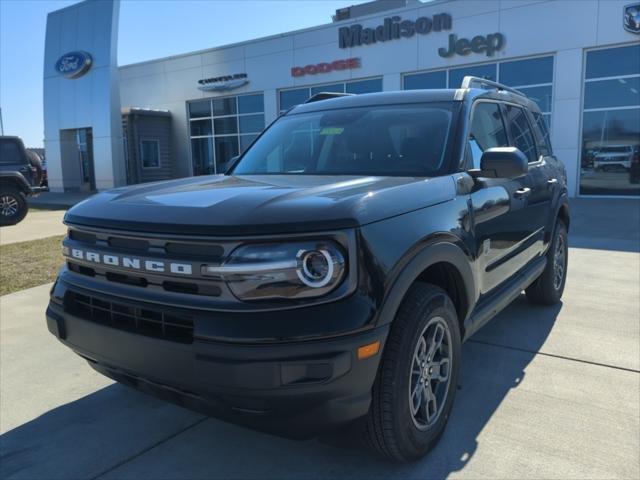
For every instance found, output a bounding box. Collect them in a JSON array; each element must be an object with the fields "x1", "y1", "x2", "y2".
[
  {"x1": 0, "y1": 136, "x2": 48, "y2": 225},
  {"x1": 593, "y1": 145, "x2": 634, "y2": 171}
]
